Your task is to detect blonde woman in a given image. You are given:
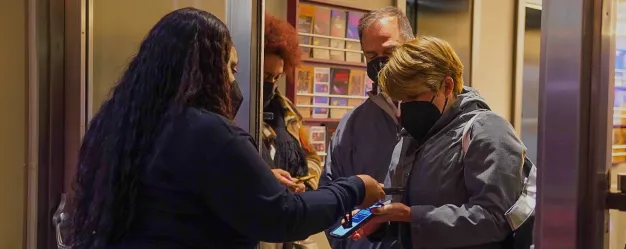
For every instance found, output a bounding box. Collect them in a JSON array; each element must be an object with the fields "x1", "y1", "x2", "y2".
[{"x1": 352, "y1": 35, "x2": 527, "y2": 249}]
